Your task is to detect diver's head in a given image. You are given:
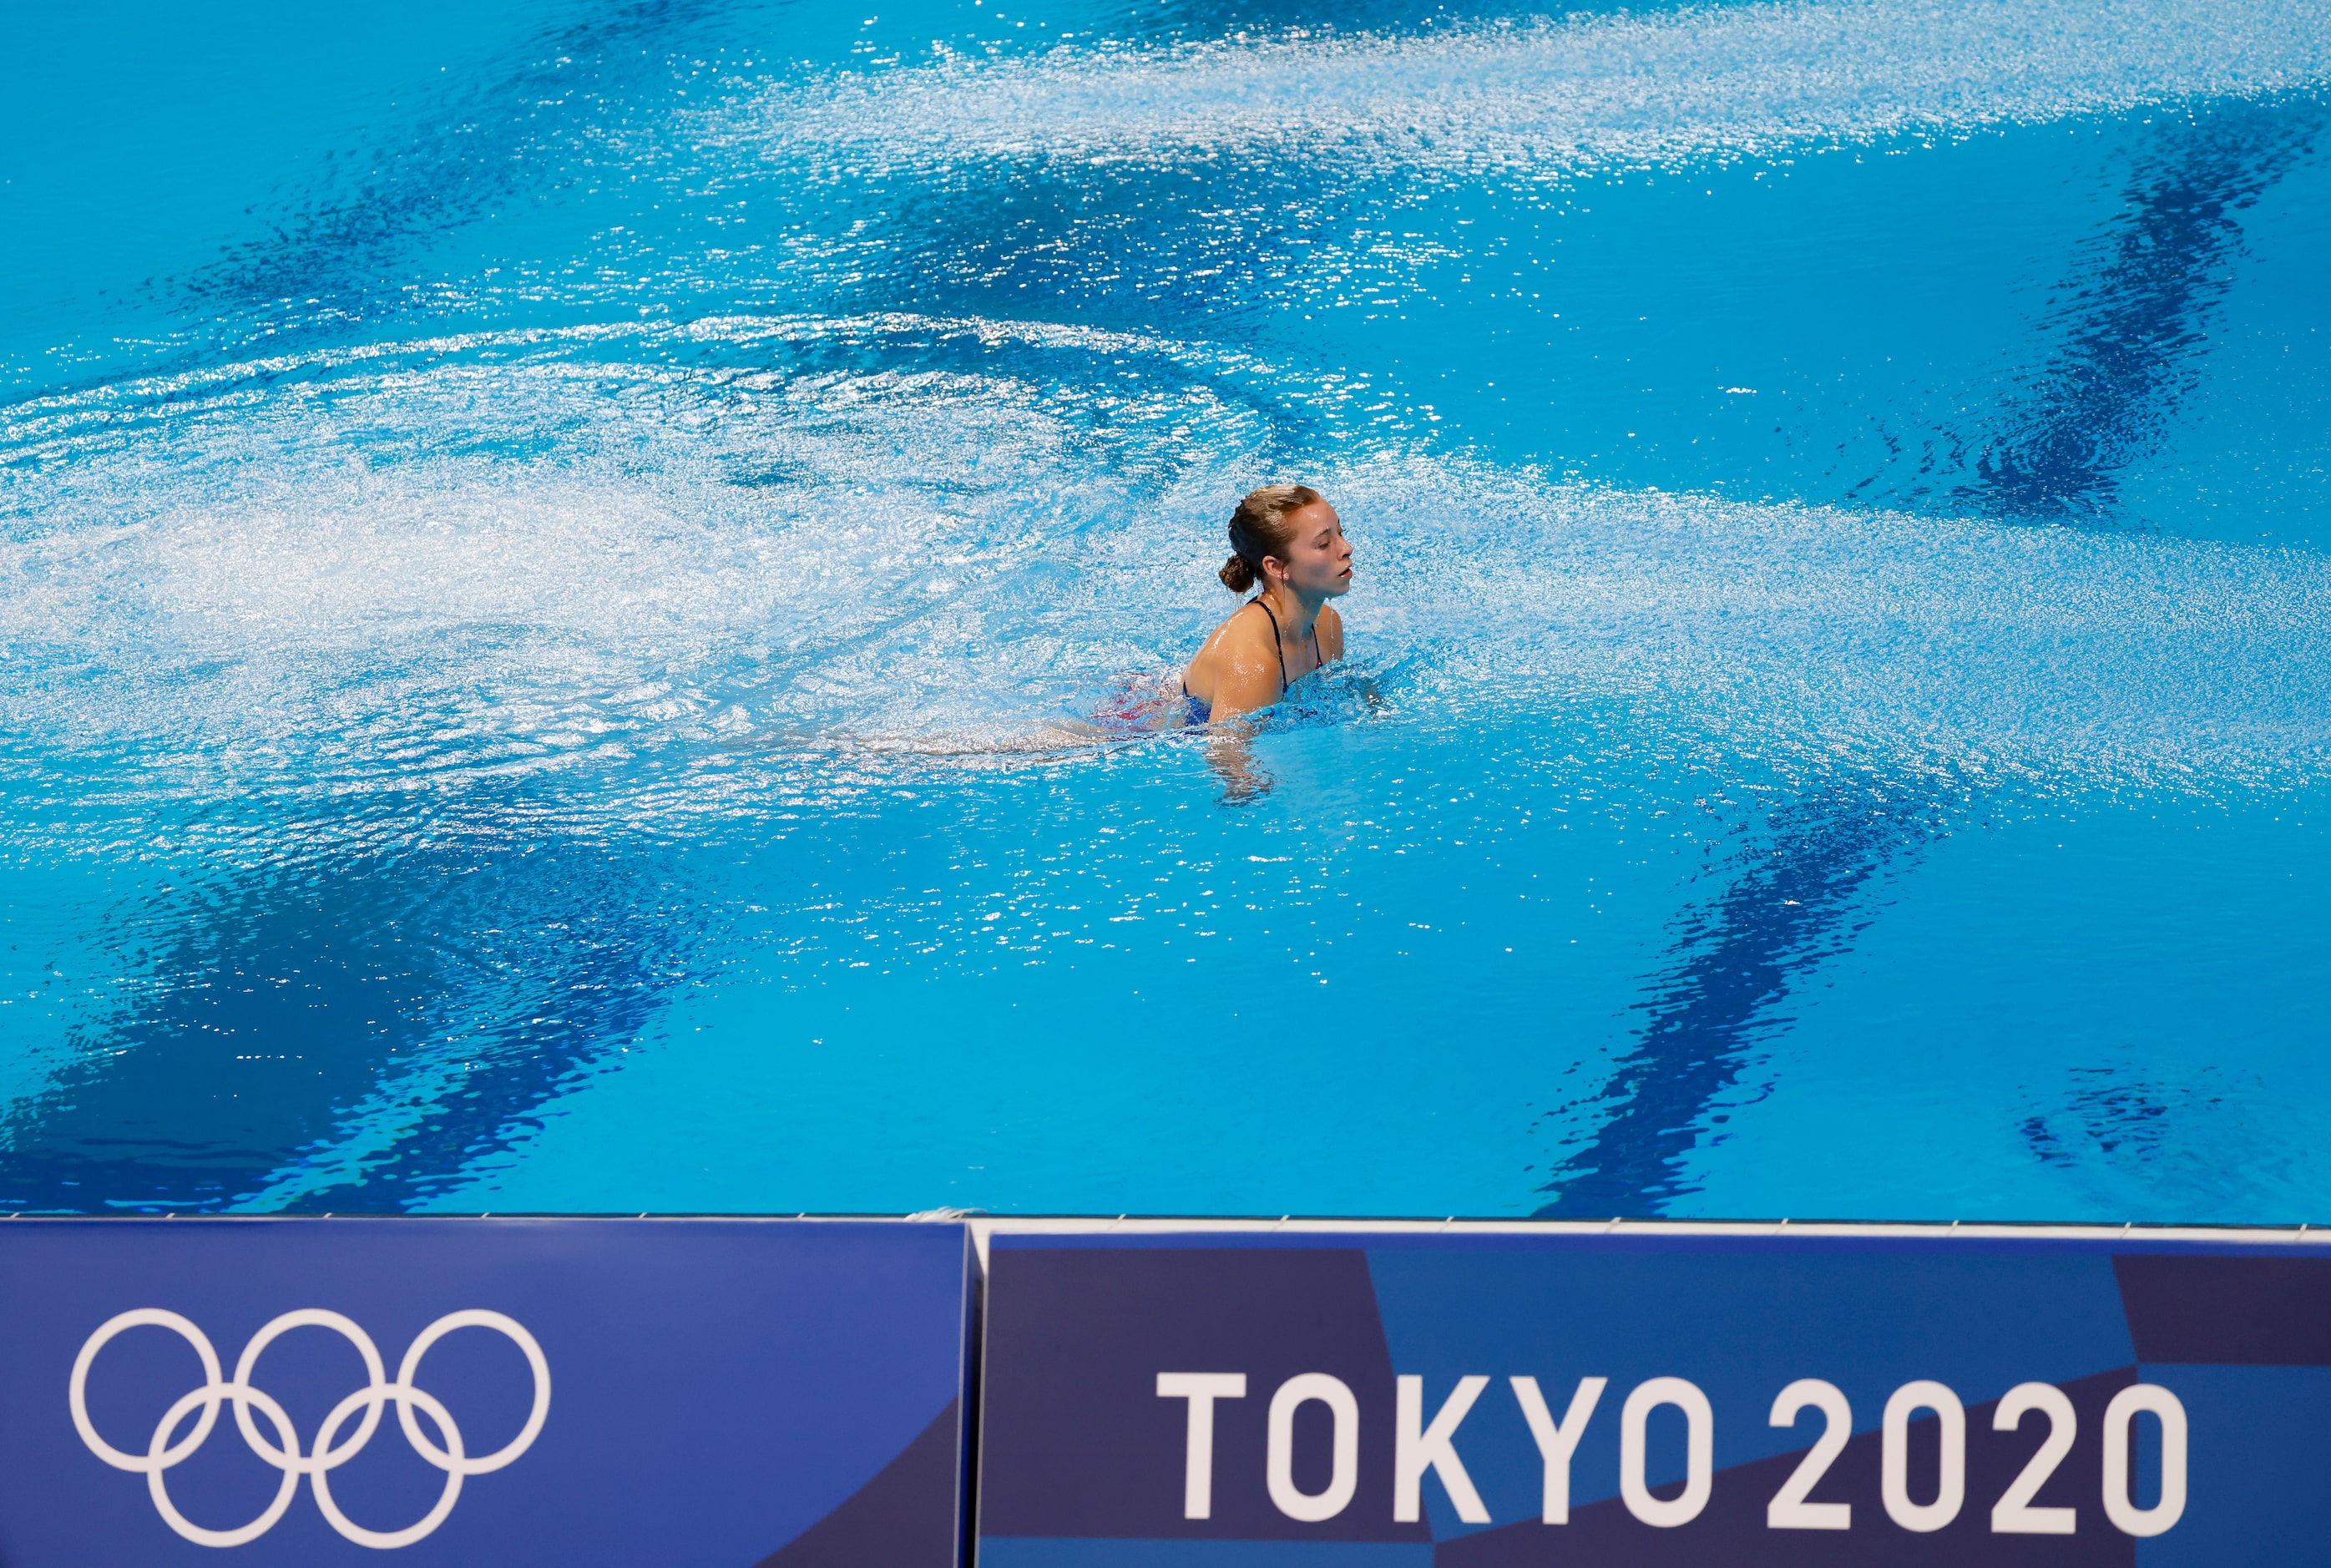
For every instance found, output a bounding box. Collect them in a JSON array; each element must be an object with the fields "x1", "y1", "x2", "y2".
[{"x1": 1219, "y1": 483, "x2": 1353, "y2": 600}]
